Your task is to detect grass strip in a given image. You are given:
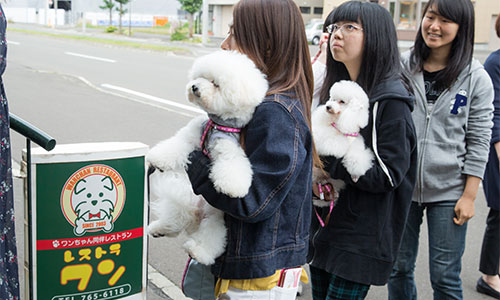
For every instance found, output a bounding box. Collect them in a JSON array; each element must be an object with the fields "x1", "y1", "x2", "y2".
[{"x1": 7, "y1": 27, "x2": 190, "y2": 53}]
